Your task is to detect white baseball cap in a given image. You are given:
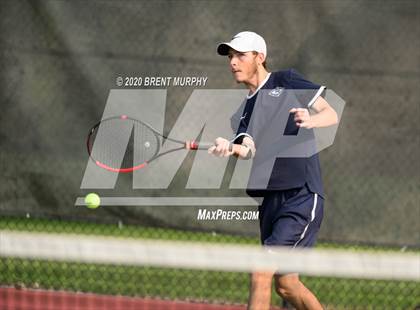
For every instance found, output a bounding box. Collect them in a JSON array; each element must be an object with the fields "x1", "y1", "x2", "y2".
[{"x1": 217, "y1": 31, "x2": 267, "y2": 57}]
